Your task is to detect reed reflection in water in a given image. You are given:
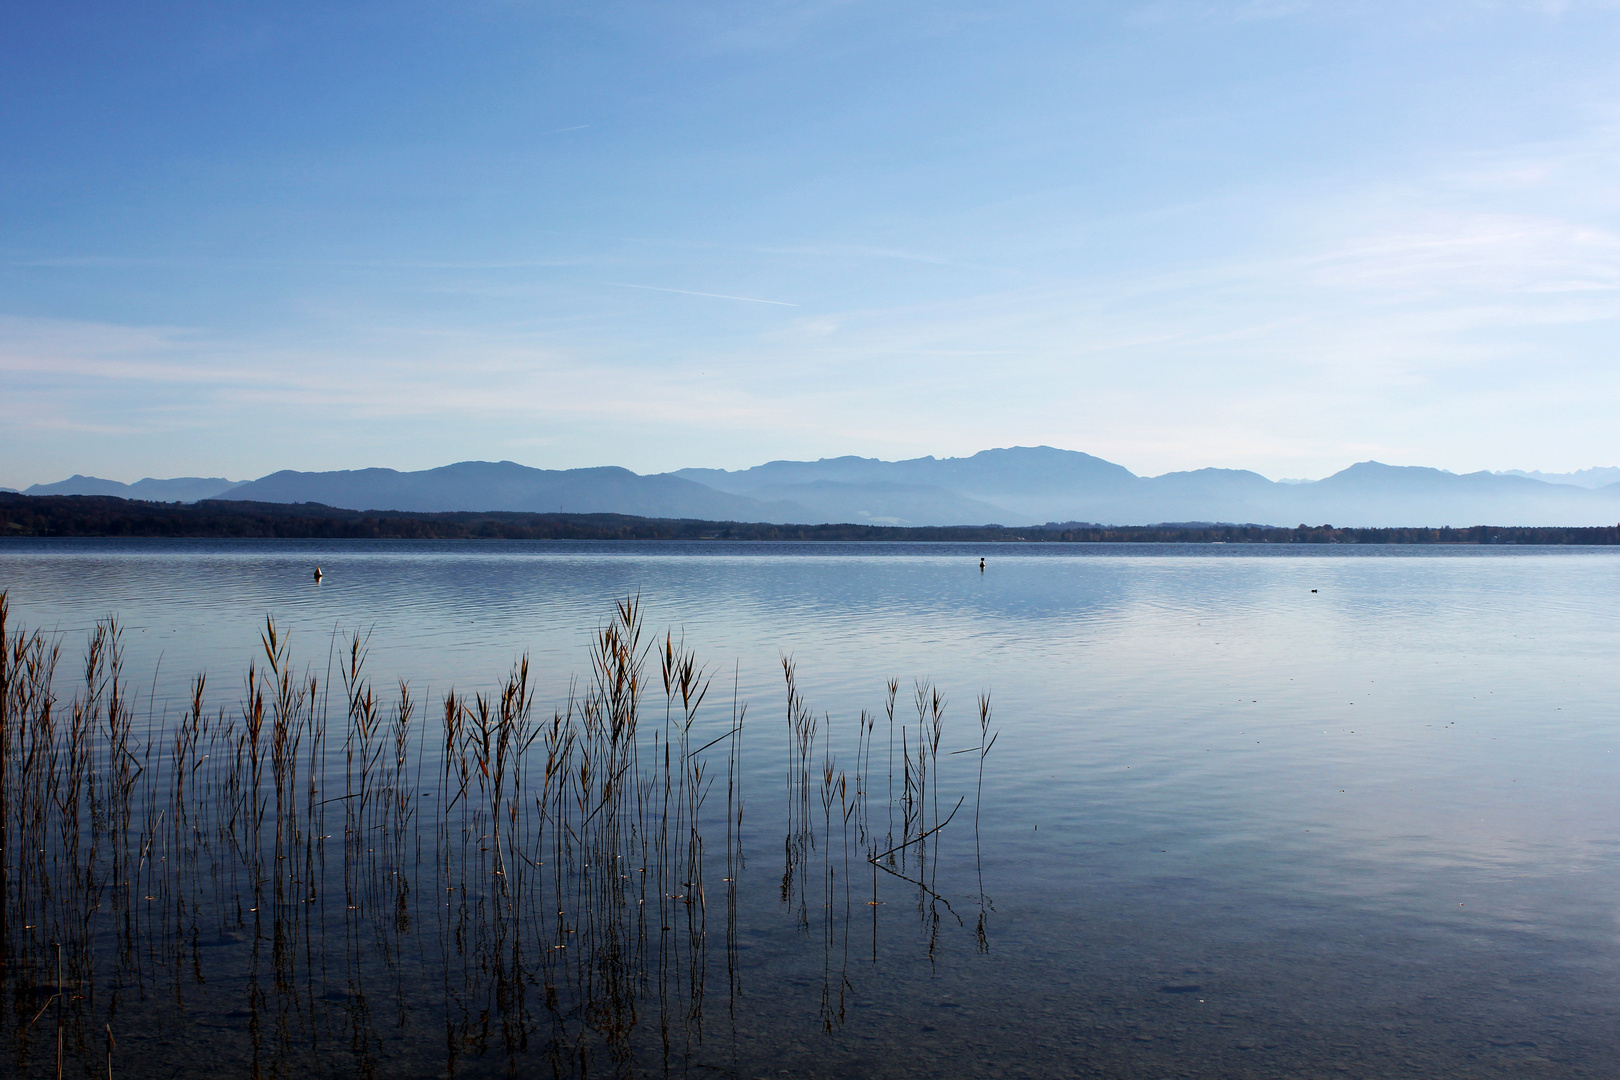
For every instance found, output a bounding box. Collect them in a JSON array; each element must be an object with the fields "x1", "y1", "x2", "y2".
[{"x1": 0, "y1": 592, "x2": 993, "y2": 1078}]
